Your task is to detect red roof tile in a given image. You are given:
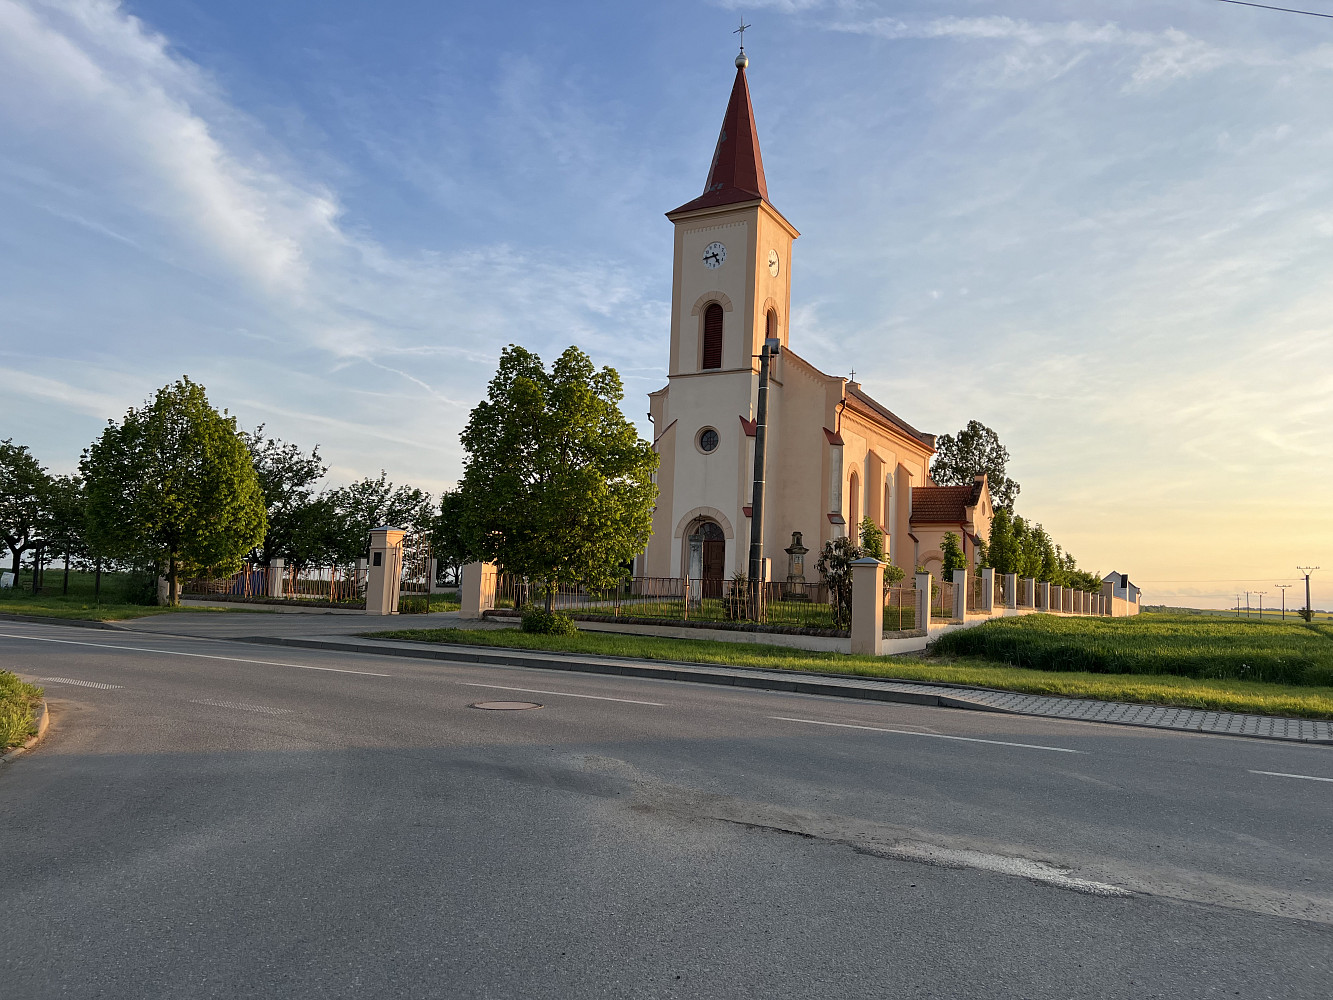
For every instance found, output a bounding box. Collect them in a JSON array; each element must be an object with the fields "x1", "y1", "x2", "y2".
[
  {"x1": 668, "y1": 67, "x2": 770, "y2": 216},
  {"x1": 910, "y1": 481, "x2": 984, "y2": 524}
]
